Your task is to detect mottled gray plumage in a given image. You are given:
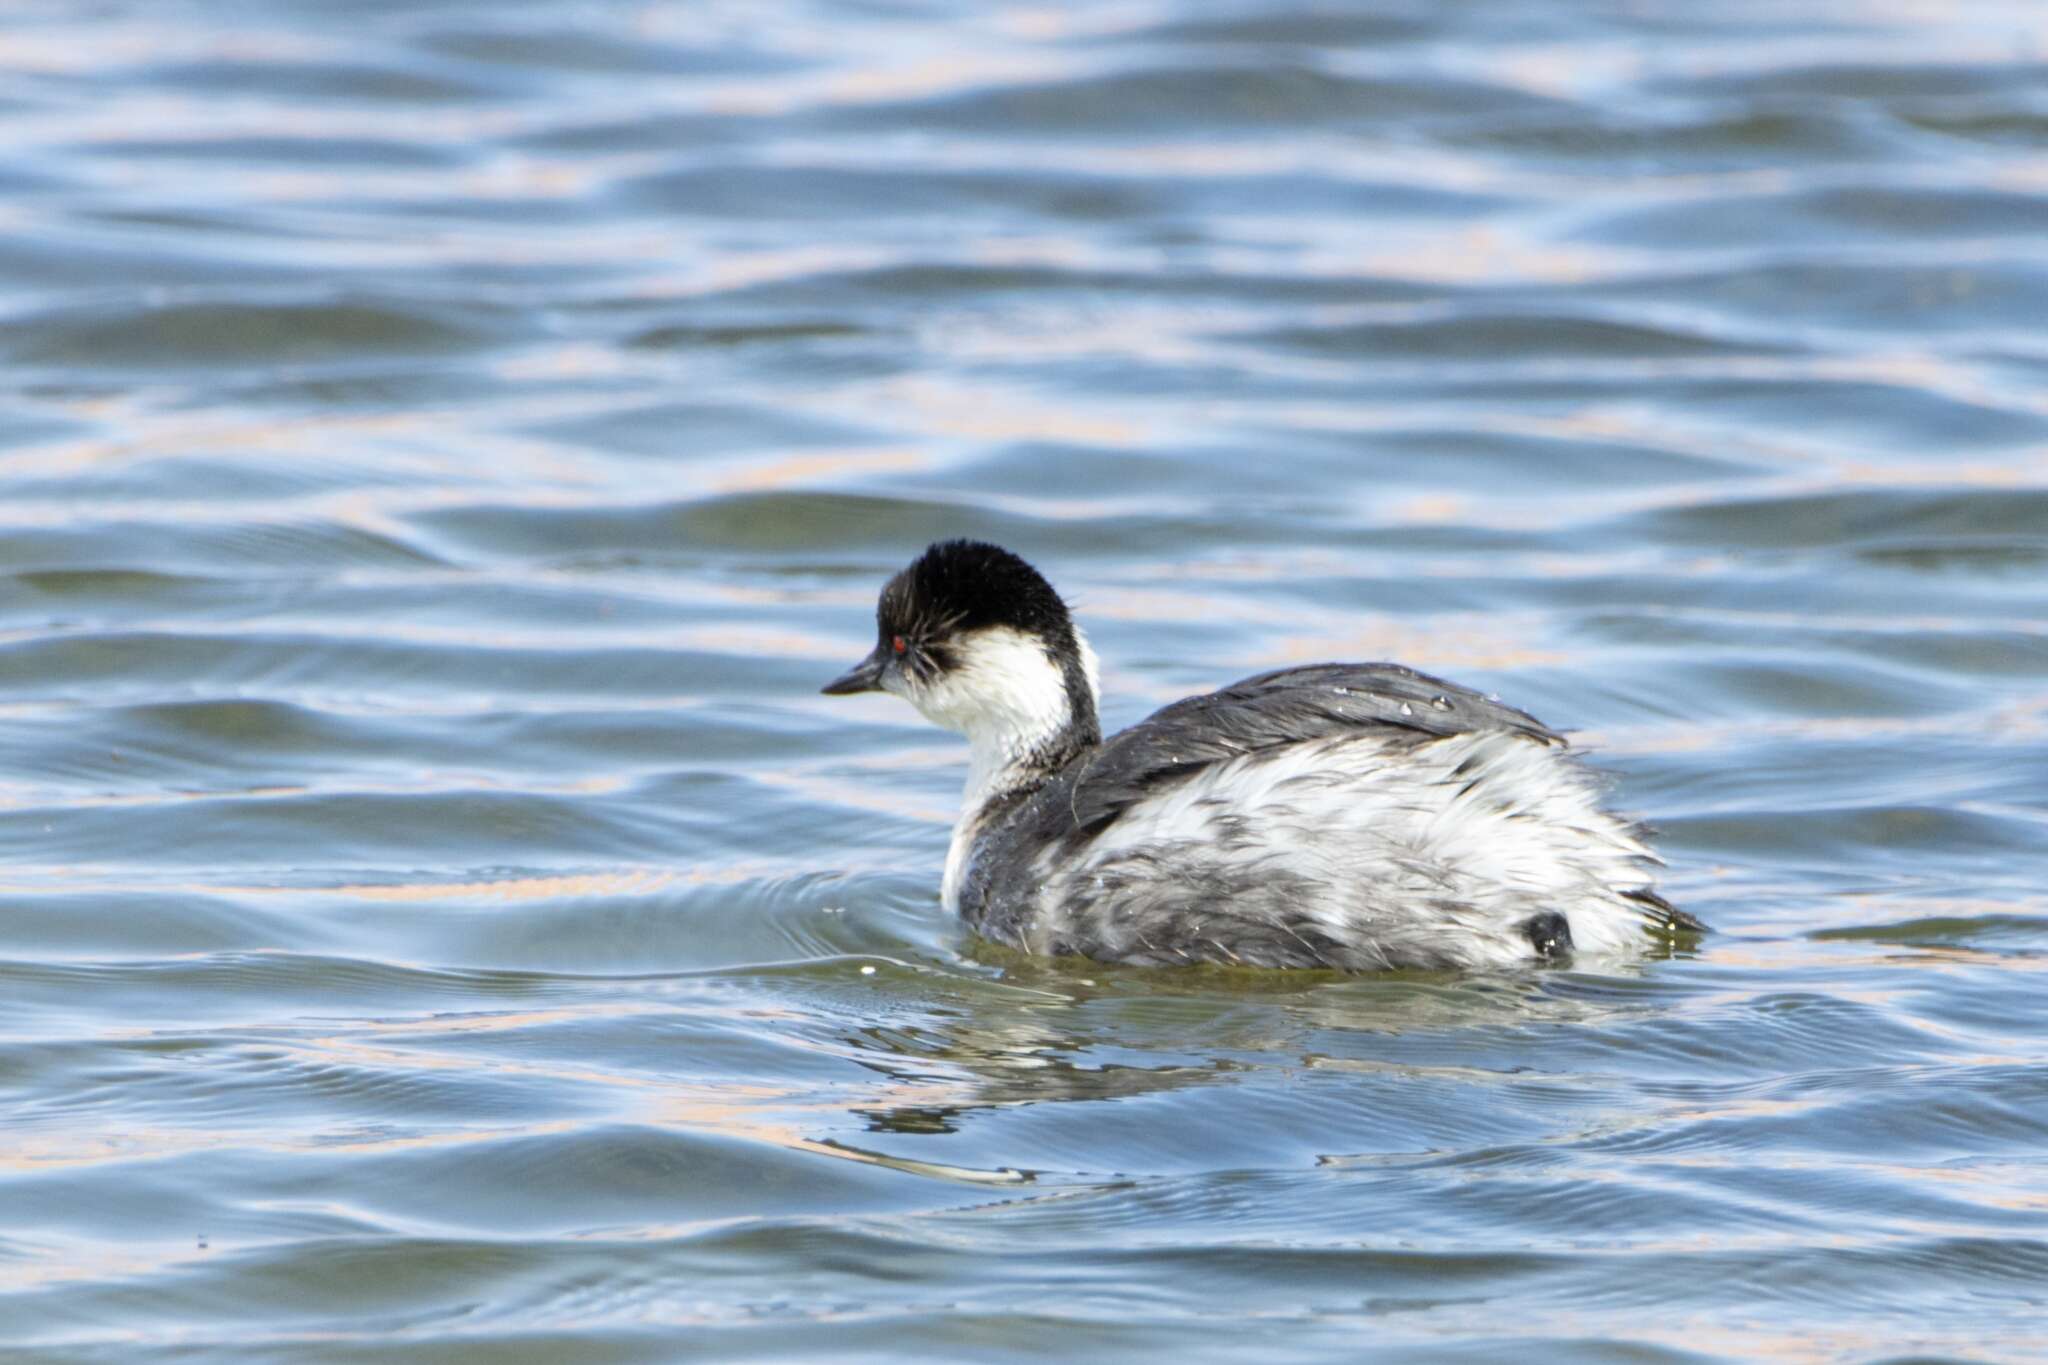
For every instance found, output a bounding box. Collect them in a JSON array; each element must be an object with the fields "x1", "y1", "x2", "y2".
[
  {"x1": 956, "y1": 663, "x2": 1694, "y2": 968},
  {"x1": 1047, "y1": 662, "x2": 1561, "y2": 834},
  {"x1": 824, "y1": 542, "x2": 1701, "y2": 972}
]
